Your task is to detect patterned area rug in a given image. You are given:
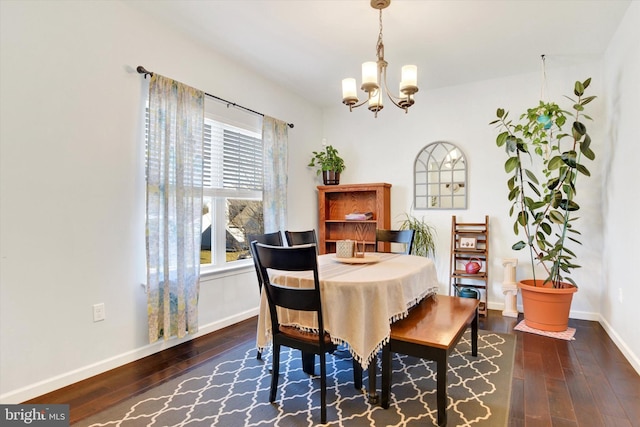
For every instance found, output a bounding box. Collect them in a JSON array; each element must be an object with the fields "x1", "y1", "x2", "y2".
[
  {"x1": 514, "y1": 320, "x2": 576, "y2": 340},
  {"x1": 77, "y1": 330, "x2": 515, "y2": 427}
]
